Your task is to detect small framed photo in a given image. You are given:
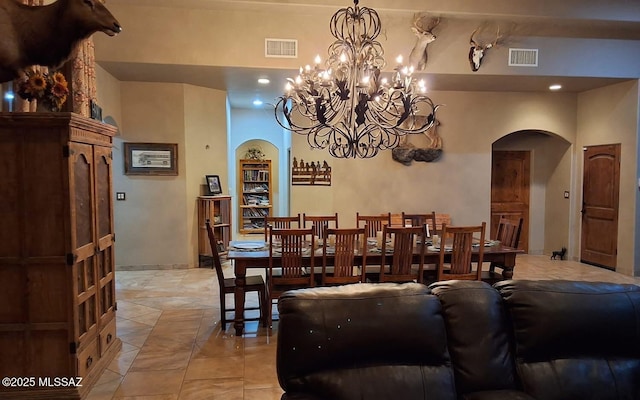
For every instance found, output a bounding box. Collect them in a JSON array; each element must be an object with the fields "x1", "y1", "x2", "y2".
[
  {"x1": 124, "y1": 142, "x2": 178, "y2": 176},
  {"x1": 206, "y1": 175, "x2": 223, "y2": 195}
]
